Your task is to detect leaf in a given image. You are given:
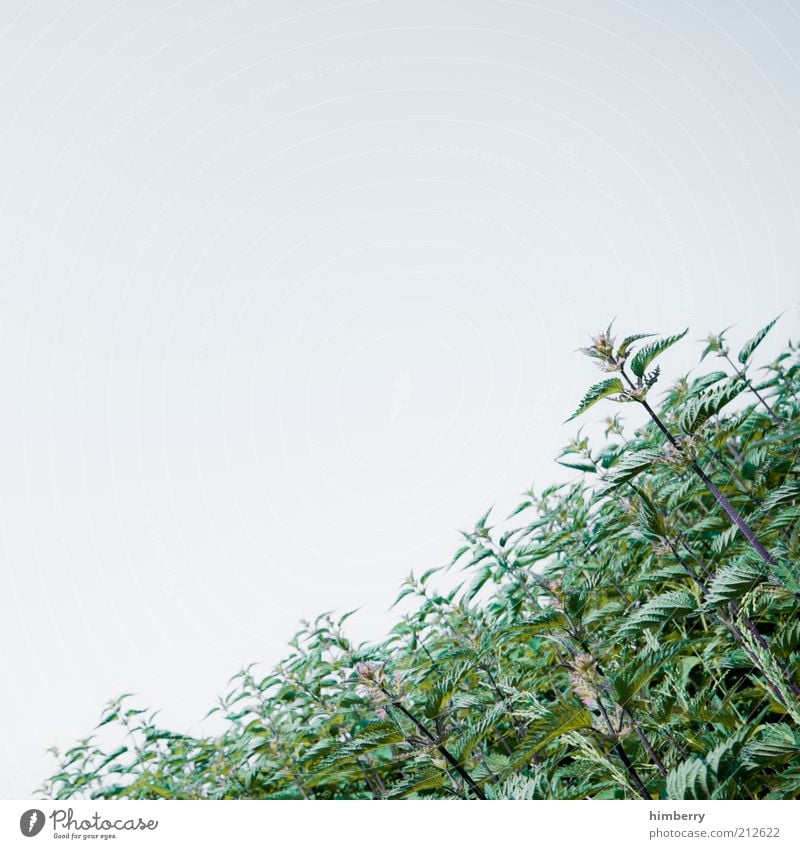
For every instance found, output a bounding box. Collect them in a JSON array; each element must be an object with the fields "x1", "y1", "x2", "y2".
[
  {"x1": 616, "y1": 591, "x2": 696, "y2": 639},
  {"x1": 598, "y1": 448, "x2": 662, "y2": 491},
  {"x1": 703, "y1": 558, "x2": 766, "y2": 609},
  {"x1": 557, "y1": 459, "x2": 597, "y2": 473},
  {"x1": 666, "y1": 732, "x2": 748, "y2": 799},
  {"x1": 390, "y1": 586, "x2": 416, "y2": 608},
  {"x1": 611, "y1": 643, "x2": 685, "y2": 705},
  {"x1": 464, "y1": 563, "x2": 493, "y2": 602},
  {"x1": 519, "y1": 703, "x2": 593, "y2": 756},
  {"x1": 688, "y1": 371, "x2": 728, "y2": 394},
  {"x1": 742, "y1": 724, "x2": 800, "y2": 767},
  {"x1": 630, "y1": 329, "x2": 688, "y2": 378},
  {"x1": 738, "y1": 316, "x2": 779, "y2": 365},
  {"x1": 507, "y1": 500, "x2": 532, "y2": 518},
  {"x1": 666, "y1": 756, "x2": 712, "y2": 800},
  {"x1": 770, "y1": 559, "x2": 800, "y2": 594},
  {"x1": 758, "y1": 480, "x2": 800, "y2": 514},
  {"x1": 617, "y1": 333, "x2": 654, "y2": 358},
  {"x1": 316, "y1": 722, "x2": 404, "y2": 771},
  {"x1": 502, "y1": 608, "x2": 570, "y2": 639},
  {"x1": 679, "y1": 381, "x2": 747, "y2": 434},
  {"x1": 566, "y1": 378, "x2": 625, "y2": 422},
  {"x1": 386, "y1": 767, "x2": 446, "y2": 798}
]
